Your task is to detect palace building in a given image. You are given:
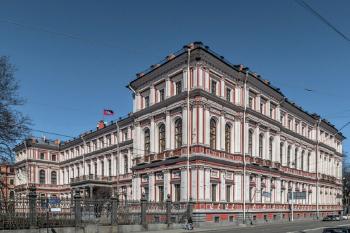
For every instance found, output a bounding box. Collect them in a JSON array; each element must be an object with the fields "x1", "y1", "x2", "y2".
[{"x1": 14, "y1": 42, "x2": 344, "y2": 222}]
